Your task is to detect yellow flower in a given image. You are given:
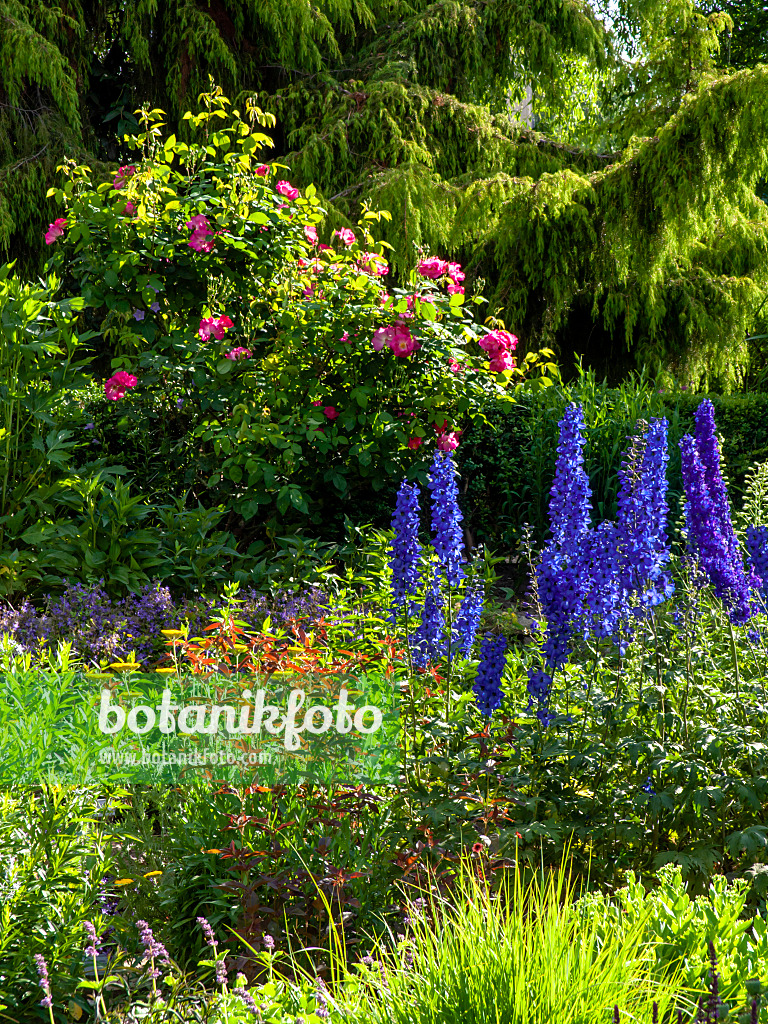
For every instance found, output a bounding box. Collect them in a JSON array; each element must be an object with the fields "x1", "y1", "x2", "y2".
[
  {"x1": 143, "y1": 870, "x2": 163, "y2": 878},
  {"x1": 114, "y1": 878, "x2": 135, "y2": 886},
  {"x1": 160, "y1": 629, "x2": 186, "y2": 638}
]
